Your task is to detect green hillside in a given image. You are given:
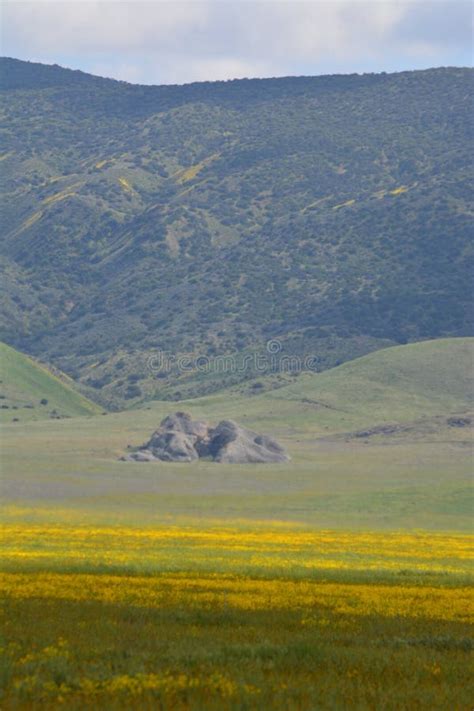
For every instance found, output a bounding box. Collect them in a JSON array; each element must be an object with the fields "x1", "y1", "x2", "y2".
[
  {"x1": 137, "y1": 337, "x2": 474, "y2": 436},
  {"x1": 0, "y1": 342, "x2": 102, "y2": 421},
  {"x1": 258, "y1": 336, "x2": 473, "y2": 432},
  {"x1": 0, "y1": 59, "x2": 472, "y2": 406}
]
